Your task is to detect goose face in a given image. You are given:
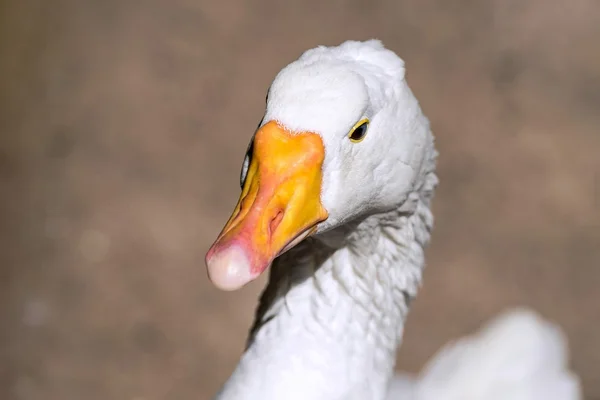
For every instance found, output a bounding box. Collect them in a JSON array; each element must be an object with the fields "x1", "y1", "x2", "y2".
[{"x1": 206, "y1": 43, "x2": 428, "y2": 291}]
